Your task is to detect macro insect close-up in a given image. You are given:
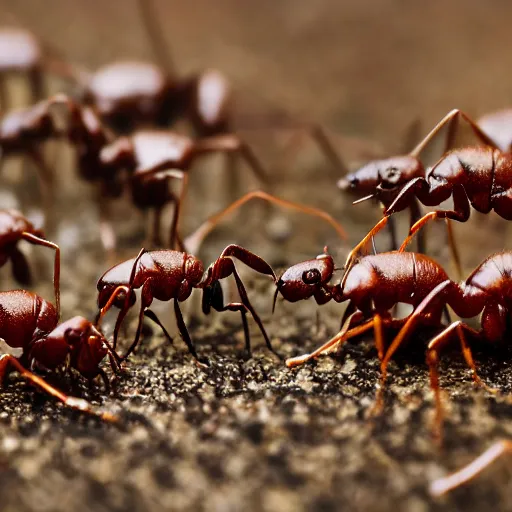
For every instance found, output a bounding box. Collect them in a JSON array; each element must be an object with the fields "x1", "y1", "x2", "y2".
[{"x1": 2, "y1": 2, "x2": 512, "y2": 512}]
